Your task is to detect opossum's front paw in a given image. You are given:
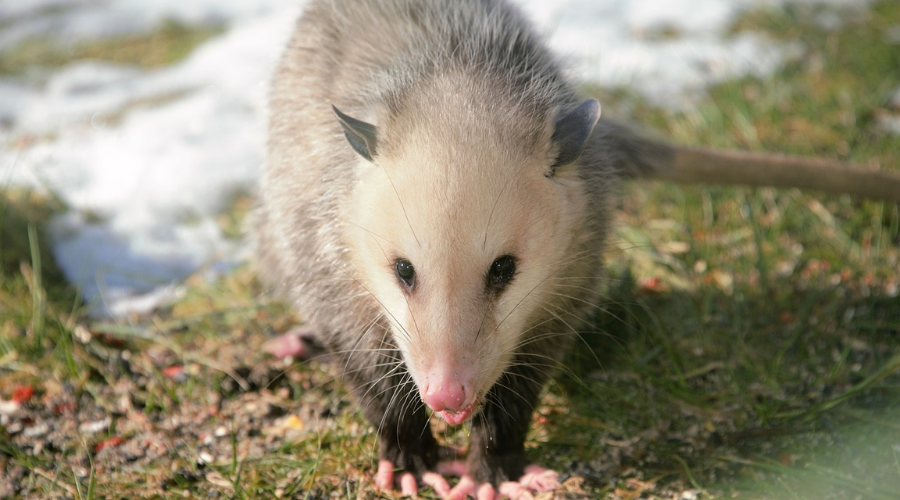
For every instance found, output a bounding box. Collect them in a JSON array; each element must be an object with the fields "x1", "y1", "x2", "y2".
[
  {"x1": 375, "y1": 441, "x2": 444, "y2": 495},
  {"x1": 262, "y1": 326, "x2": 324, "y2": 360},
  {"x1": 375, "y1": 459, "x2": 421, "y2": 496},
  {"x1": 423, "y1": 461, "x2": 560, "y2": 500}
]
